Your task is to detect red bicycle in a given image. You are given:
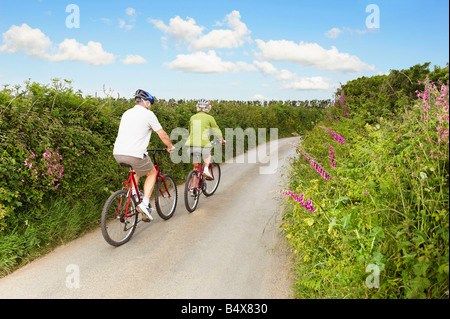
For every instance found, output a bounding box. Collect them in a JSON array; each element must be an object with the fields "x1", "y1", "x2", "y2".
[
  {"x1": 101, "y1": 149, "x2": 178, "y2": 246},
  {"x1": 184, "y1": 139, "x2": 223, "y2": 212}
]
